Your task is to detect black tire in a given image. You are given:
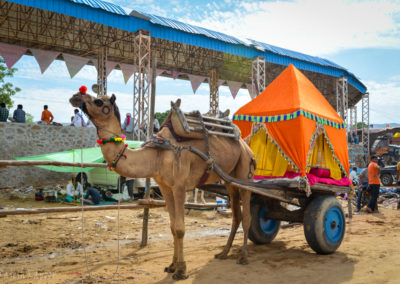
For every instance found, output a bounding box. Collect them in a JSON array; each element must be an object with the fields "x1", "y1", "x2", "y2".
[
  {"x1": 248, "y1": 198, "x2": 280, "y2": 244},
  {"x1": 380, "y1": 173, "x2": 393, "y2": 186},
  {"x1": 304, "y1": 195, "x2": 345, "y2": 254}
]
